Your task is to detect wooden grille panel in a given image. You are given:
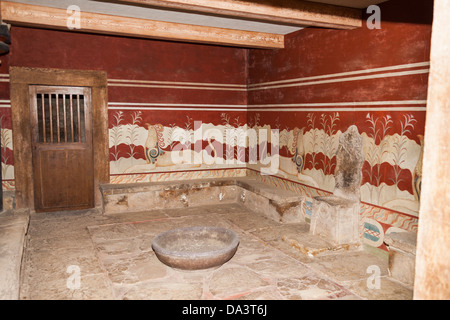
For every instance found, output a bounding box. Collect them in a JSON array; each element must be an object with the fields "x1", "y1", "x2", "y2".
[{"x1": 35, "y1": 93, "x2": 86, "y2": 143}]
